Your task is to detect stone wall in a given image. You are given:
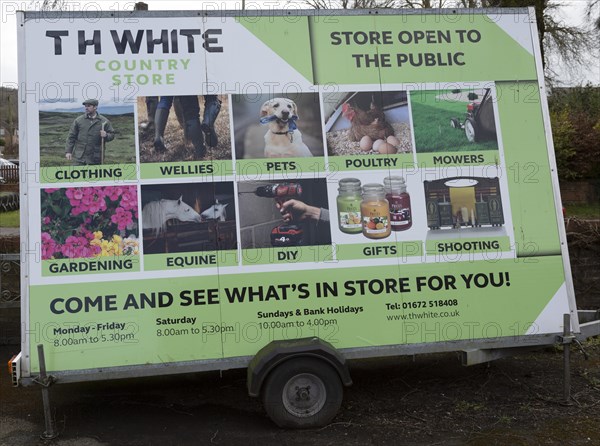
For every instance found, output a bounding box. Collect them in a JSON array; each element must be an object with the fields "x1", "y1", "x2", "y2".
[
  {"x1": 560, "y1": 180, "x2": 600, "y2": 204},
  {"x1": 565, "y1": 218, "x2": 600, "y2": 309}
]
